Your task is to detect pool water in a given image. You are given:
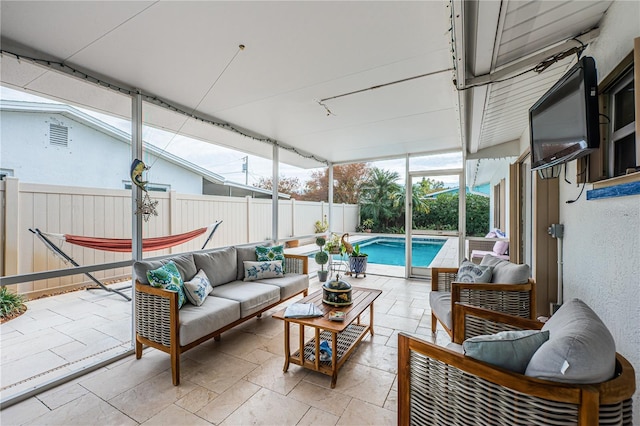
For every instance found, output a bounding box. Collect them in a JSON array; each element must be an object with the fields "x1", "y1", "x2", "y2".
[{"x1": 311, "y1": 237, "x2": 445, "y2": 267}]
